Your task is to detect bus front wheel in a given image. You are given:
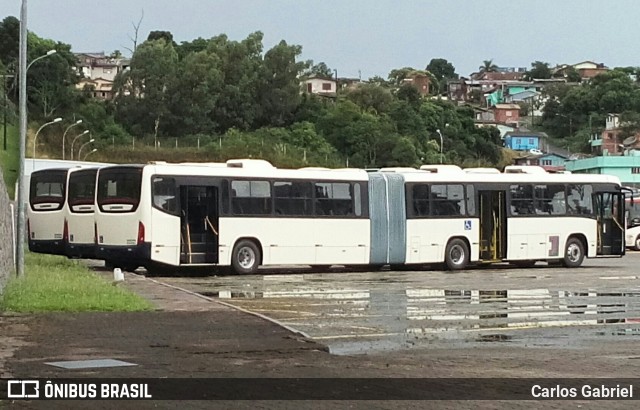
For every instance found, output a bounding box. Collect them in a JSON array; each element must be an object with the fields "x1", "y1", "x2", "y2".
[
  {"x1": 232, "y1": 240, "x2": 261, "y2": 275},
  {"x1": 563, "y1": 237, "x2": 585, "y2": 268},
  {"x1": 445, "y1": 239, "x2": 469, "y2": 270}
]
